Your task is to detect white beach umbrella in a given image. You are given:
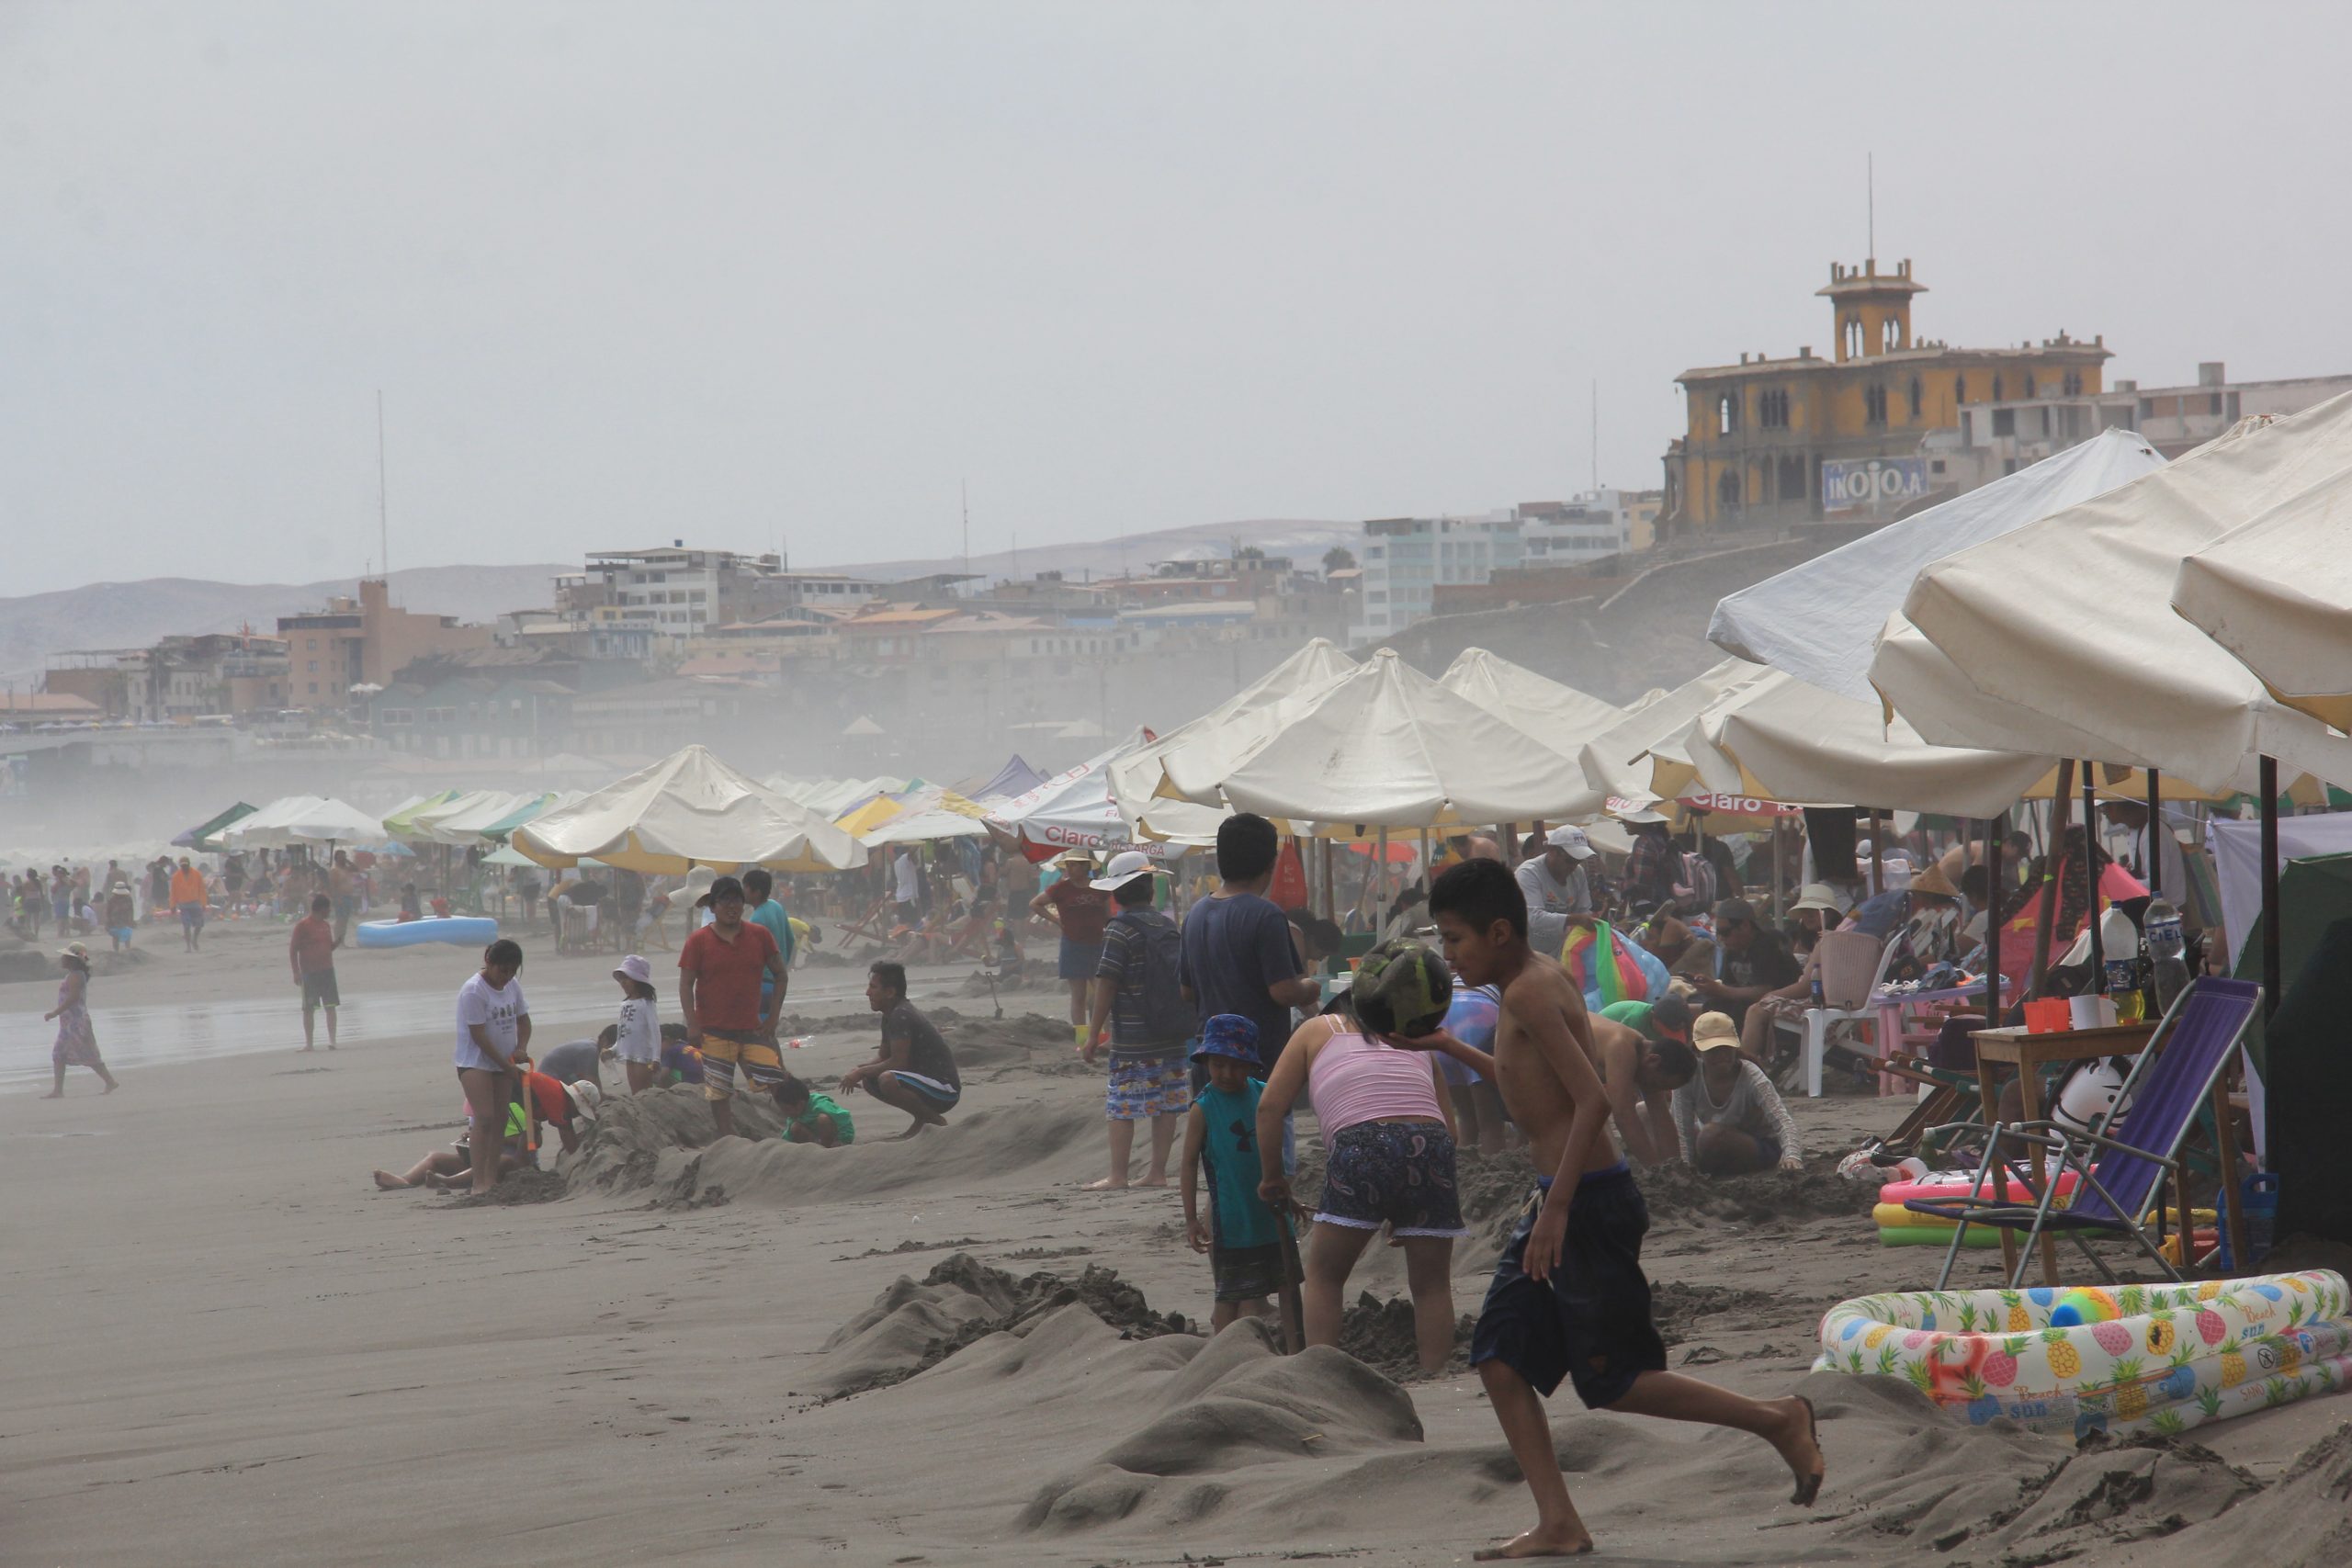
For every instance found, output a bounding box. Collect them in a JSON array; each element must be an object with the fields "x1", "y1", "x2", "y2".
[{"x1": 514, "y1": 744, "x2": 862, "y2": 873}]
